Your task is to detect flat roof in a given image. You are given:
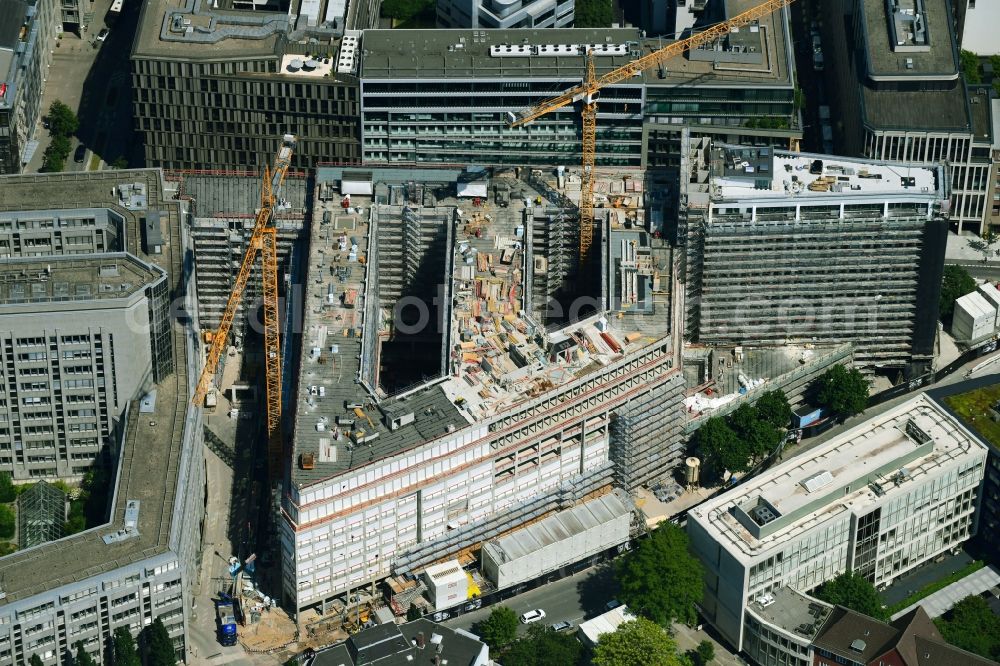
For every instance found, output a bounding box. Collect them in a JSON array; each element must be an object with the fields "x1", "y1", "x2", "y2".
[
  {"x1": 688, "y1": 393, "x2": 988, "y2": 564},
  {"x1": 0, "y1": 170, "x2": 189, "y2": 605},
  {"x1": 709, "y1": 146, "x2": 942, "y2": 202},
  {"x1": 861, "y1": 85, "x2": 971, "y2": 133},
  {"x1": 133, "y1": 0, "x2": 283, "y2": 59},
  {"x1": 746, "y1": 586, "x2": 832, "y2": 642},
  {"x1": 859, "y1": 0, "x2": 958, "y2": 78},
  {"x1": 361, "y1": 0, "x2": 792, "y2": 87},
  {"x1": 0, "y1": 252, "x2": 164, "y2": 305}
]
